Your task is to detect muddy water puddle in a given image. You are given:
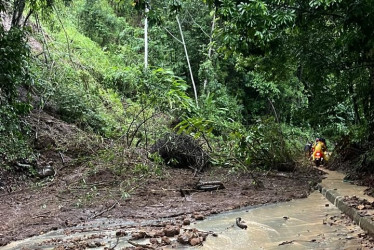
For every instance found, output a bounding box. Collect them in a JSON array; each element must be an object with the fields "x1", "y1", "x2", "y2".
[
  {"x1": 320, "y1": 168, "x2": 374, "y2": 202},
  {"x1": 196, "y1": 192, "x2": 364, "y2": 249},
  {"x1": 196, "y1": 168, "x2": 371, "y2": 249}
]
